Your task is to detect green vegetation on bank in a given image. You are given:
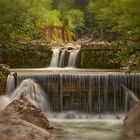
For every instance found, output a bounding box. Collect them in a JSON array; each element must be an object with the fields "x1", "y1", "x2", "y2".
[{"x1": 0, "y1": 0, "x2": 139, "y2": 69}]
